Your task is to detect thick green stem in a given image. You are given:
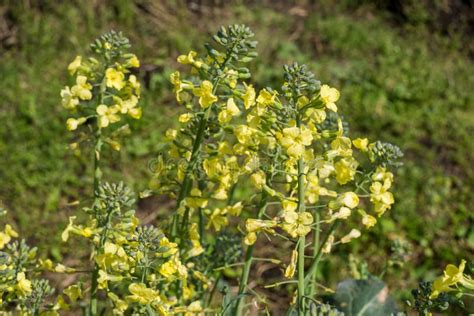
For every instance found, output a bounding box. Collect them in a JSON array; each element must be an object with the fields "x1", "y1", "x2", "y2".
[
  {"x1": 296, "y1": 155, "x2": 306, "y2": 316},
  {"x1": 235, "y1": 193, "x2": 267, "y2": 316},
  {"x1": 89, "y1": 129, "x2": 102, "y2": 316}
]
